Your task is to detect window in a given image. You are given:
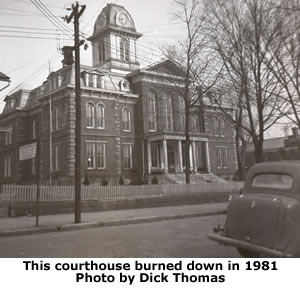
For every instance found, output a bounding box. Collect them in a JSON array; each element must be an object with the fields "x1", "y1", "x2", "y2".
[
  {"x1": 216, "y1": 147, "x2": 228, "y2": 169},
  {"x1": 32, "y1": 158, "x2": 36, "y2": 176},
  {"x1": 122, "y1": 108, "x2": 131, "y2": 131},
  {"x1": 5, "y1": 125, "x2": 12, "y2": 145},
  {"x1": 120, "y1": 38, "x2": 130, "y2": 61},
  {"x1": 51, "y1": 106, "x2": 60, "y2": 131},
  {"x1": 151, "y1": 143, "x2": 160, "y2": 168},
  {"x1": 164, "y1": 96, "x2": 173, "y2": 131},
  {"x1": 87, "y1": 143, "x2": 95, "y2": 169},
  {"x1": 96, "y1": 75, "x2": 104, "y2": 88},
  {"x1": 96, "y1": 143, "x2": 106, "y2": 169},
  {"x1": 87, "y1": 142, "x2": 106, "y2": 169},
  {"x1": 87, "y1": 74, "x2": 93, "y2": 87},
  {"x1": 96, "y1": 104, "x2": 105, "y2": 129},
  {"x1": 190, "y1": 115, "x2": 199, "y2": 133},
  {"x1": 148, "y1": 91, "x2": 157, "y2": 131},
  {"x1": 215, "y1": 117, "x2": 225, "y2": 136},
  {"x1": 86, "y1": 103, "x2": 95, "y2": 128},
  {"x1": 99, "y1": 40, "x2": 106, "y2": 62},
  {"x1": 53, "y1": 77, "x2": 58, "y2": 90},
  {"x1": 123, "y1": 144, "x2": 133, "y2": 169},
  {"x1": 58, "y1": 74, "x2": 62, "y2": 87},
  {"x1": 8, "y1": 99, "x2": 15, "y2": 110},
  {"x1": 179, "y1": 97, "x2": 185, "y2": 131},
  {"x1": 32, "y1": 119, "x2": 37, "y2": 139},
  {"x1": 252, "y1": 174, "x2": 293, "y2": 190},
  {"x1": 4, "y1": 155, "x2": 11, "y2": 178},
  {"x1": 85, "y1": 73, "x2": 104, "y2": 89},
  {"x1": 52, "y1": 144, "x2": 60, "y2": 172},
  {"x1": 220, "y1": 118, "x2": 225, "y2": 136}
]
